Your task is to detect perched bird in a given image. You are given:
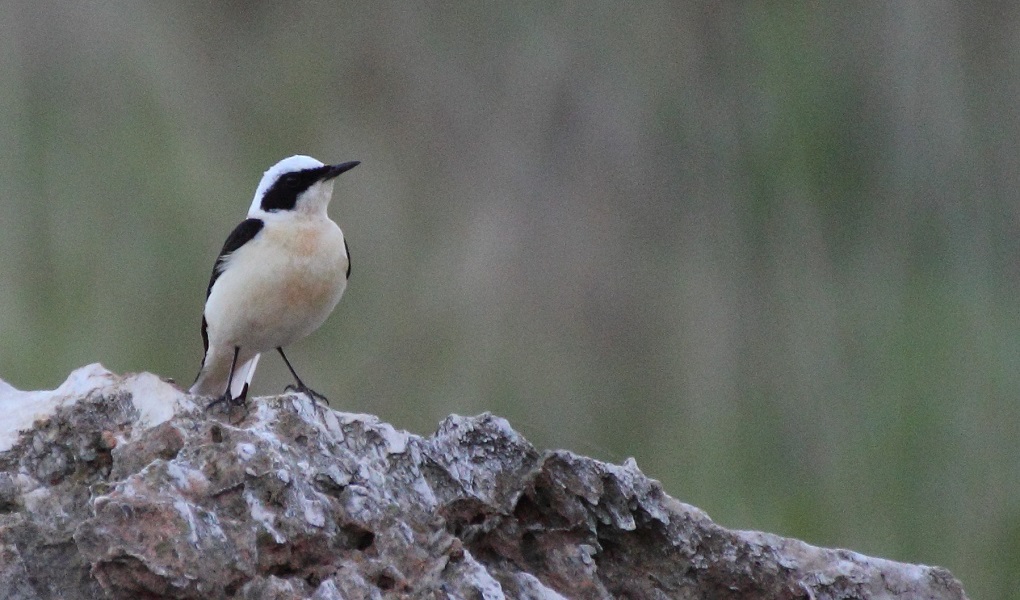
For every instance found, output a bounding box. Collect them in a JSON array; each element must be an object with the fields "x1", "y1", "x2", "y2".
[{"x1": 190, "y1": 155, "x2": 358, "y2": 407}]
